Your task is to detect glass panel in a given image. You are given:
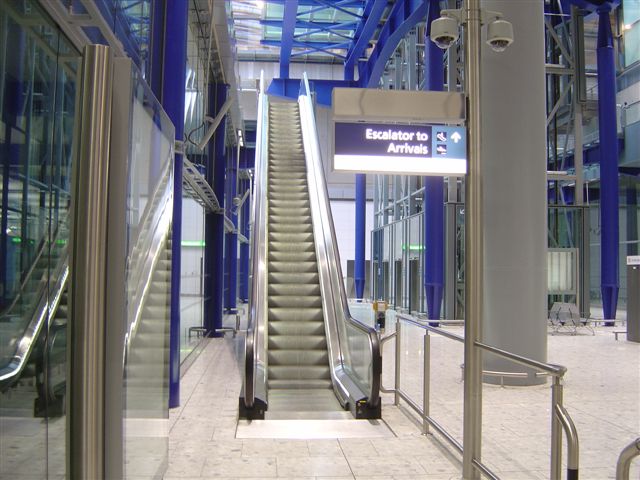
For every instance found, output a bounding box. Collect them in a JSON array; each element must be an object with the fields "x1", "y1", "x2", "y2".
[
  {"x1": 0, "y1": 1, "x2": 79, "y2": 478},
  {"x1": 122, "y1": 65, "x2": 174, "y2": 479},
  {"x1": 343, "y1": 322, "x2": 372, "y2": 394},
  {"x1": 348, "y1": 300, "x2": 375, "y2": 329}
]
